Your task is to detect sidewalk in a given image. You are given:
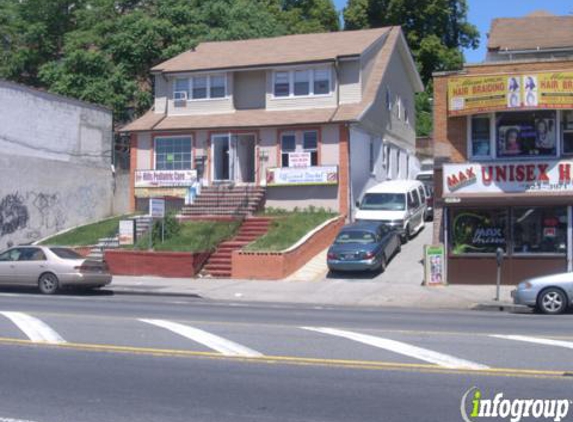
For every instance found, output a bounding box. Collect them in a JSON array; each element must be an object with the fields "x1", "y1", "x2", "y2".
[{"x1": 109, "y1": 275, "x2": 520, "y2": 310}]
